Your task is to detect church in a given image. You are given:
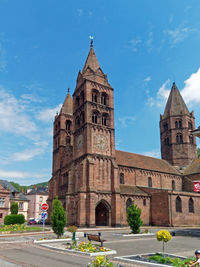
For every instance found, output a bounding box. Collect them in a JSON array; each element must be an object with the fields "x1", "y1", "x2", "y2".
[{"x1": 48, "y1": 40, "x2": 200, "y2": 227}]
